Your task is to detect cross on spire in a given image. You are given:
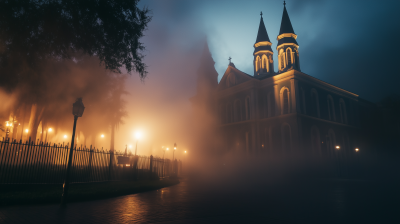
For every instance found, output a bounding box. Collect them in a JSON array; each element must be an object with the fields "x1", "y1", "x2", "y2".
[
  {"x1": 284, "y1": 1, "x2": 286, "y2": 6},
  {"x1": 260, "y1": 11, "x2": 263, "y2": 17},
  {"x1": 228, "y1": 57, "x2": 232, "y2": 63}
]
